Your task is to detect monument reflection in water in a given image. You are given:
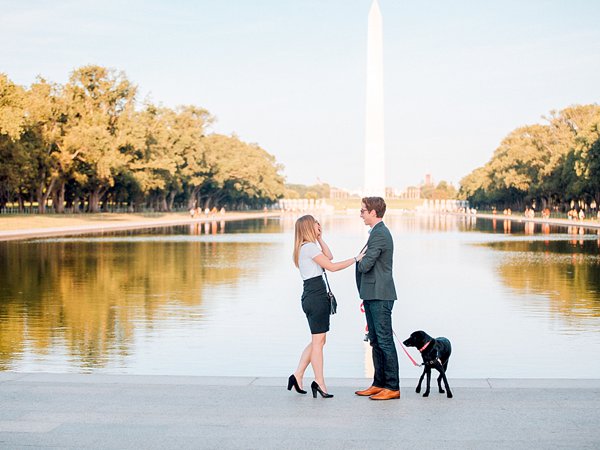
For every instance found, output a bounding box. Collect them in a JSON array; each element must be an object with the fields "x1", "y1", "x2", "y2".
[{"x1": 0, "y1": 215, "x2": 599, "y2": 378}]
